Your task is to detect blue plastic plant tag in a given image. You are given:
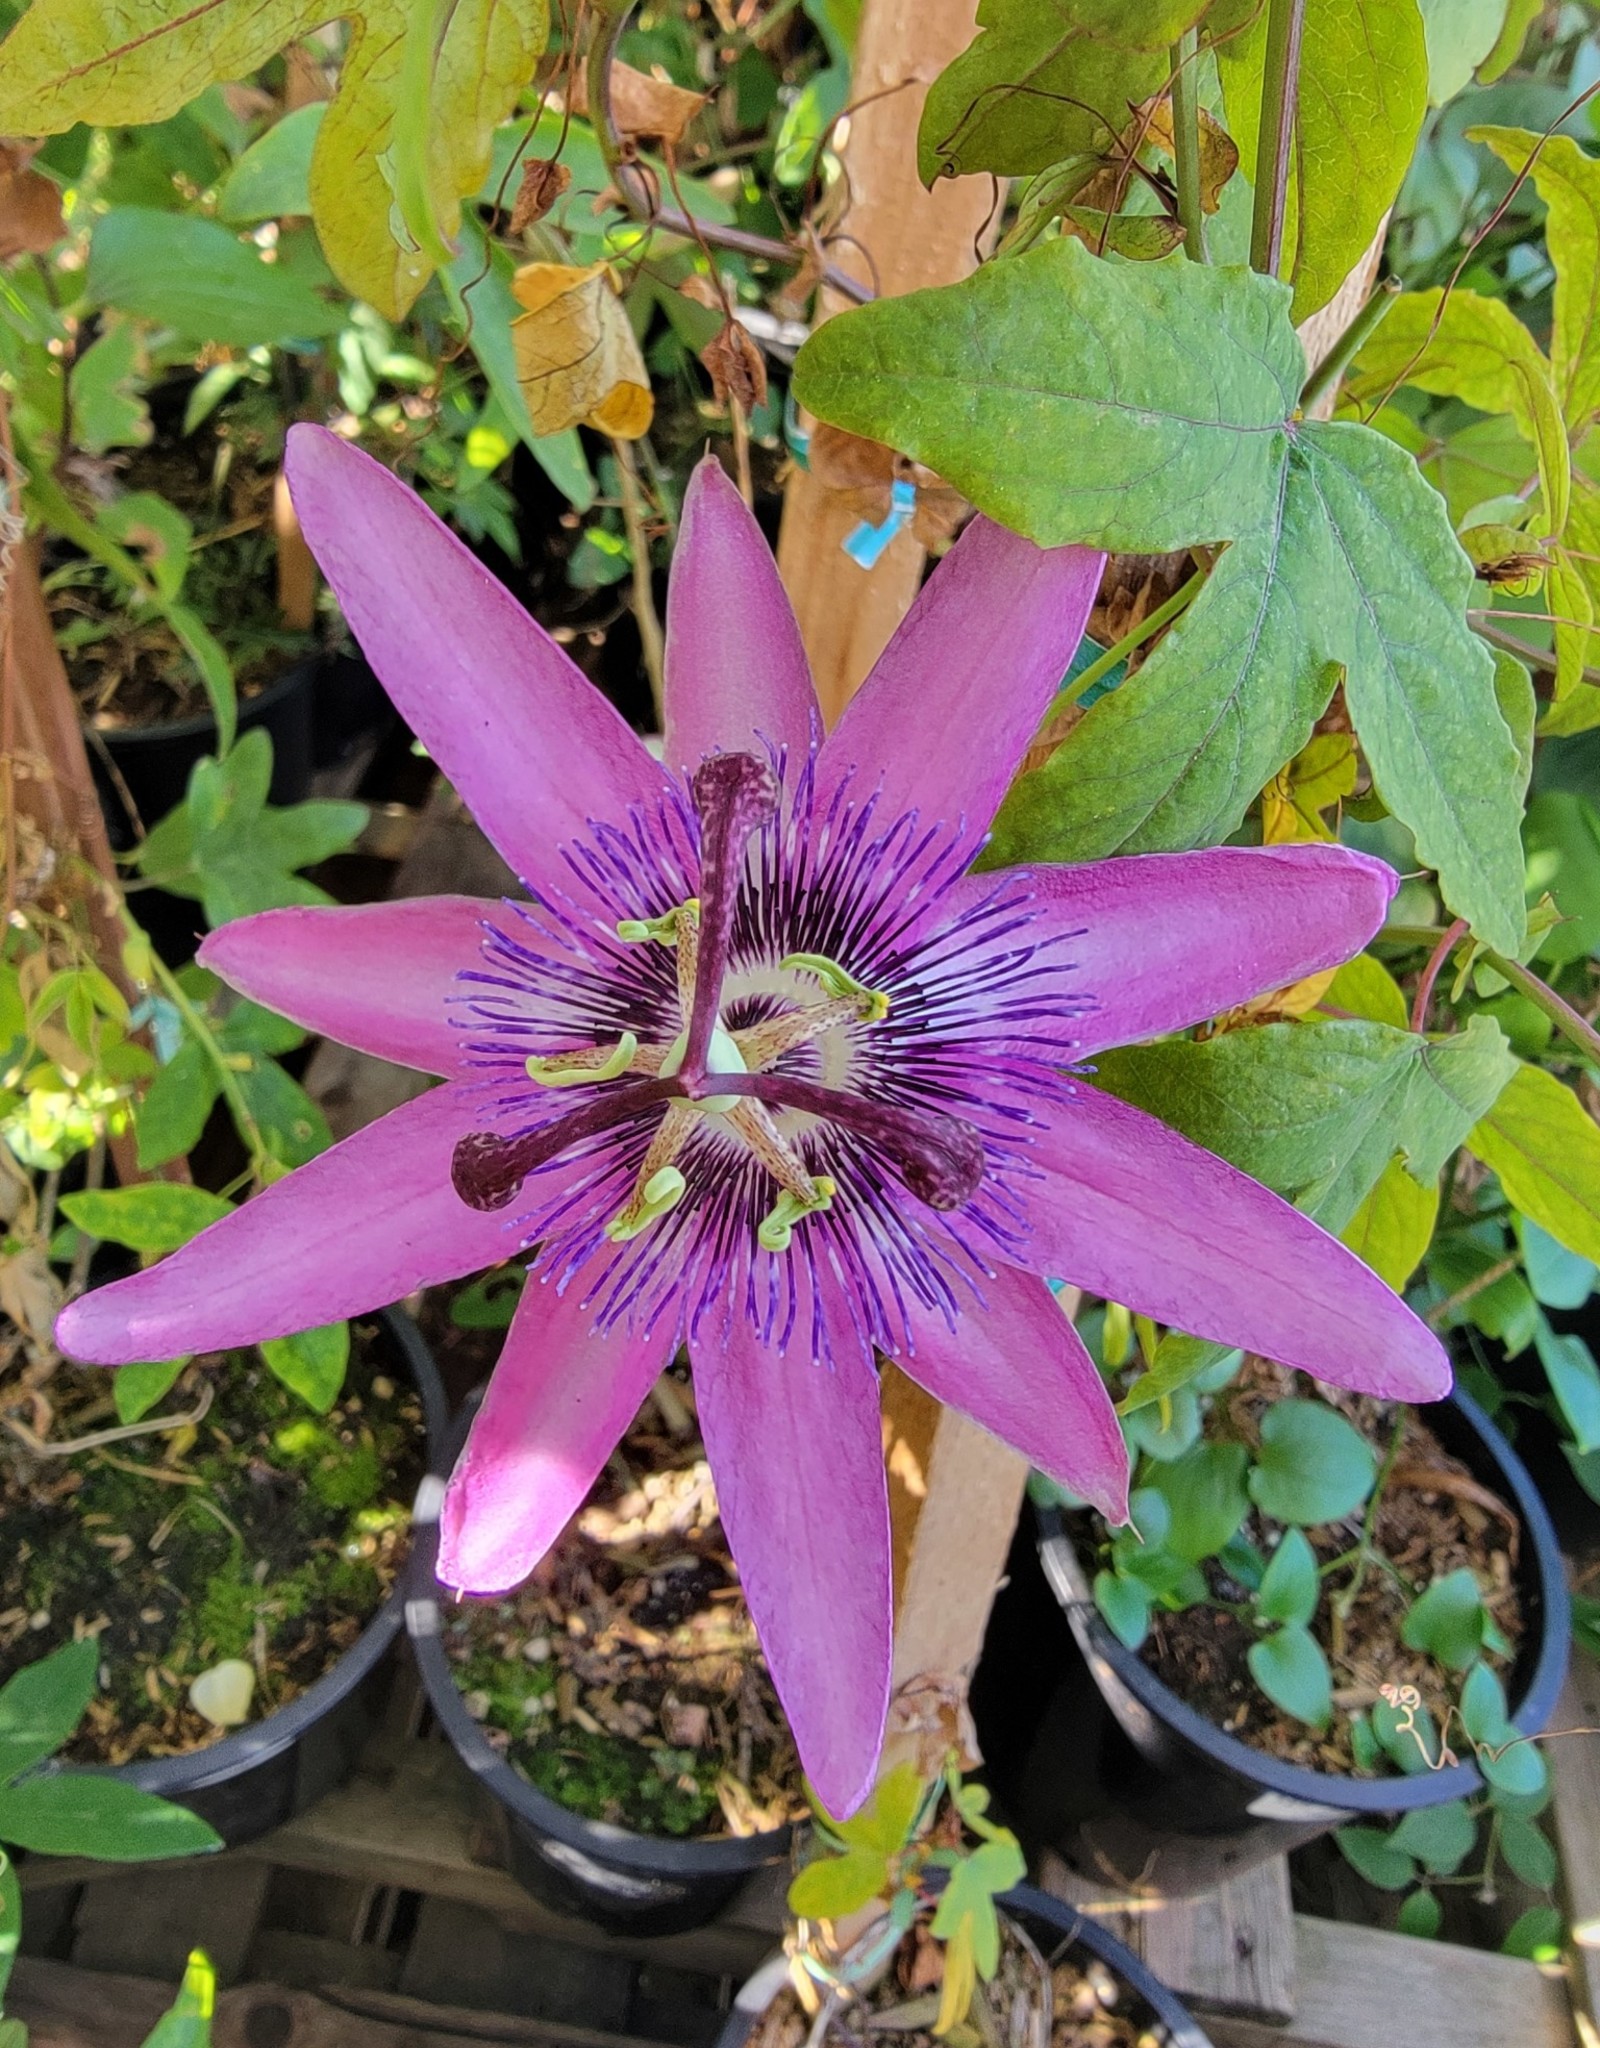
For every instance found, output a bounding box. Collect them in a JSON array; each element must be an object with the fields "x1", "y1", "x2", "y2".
[{"x1": 842, "y1": 476, "x2": 917, "y2": 569}]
